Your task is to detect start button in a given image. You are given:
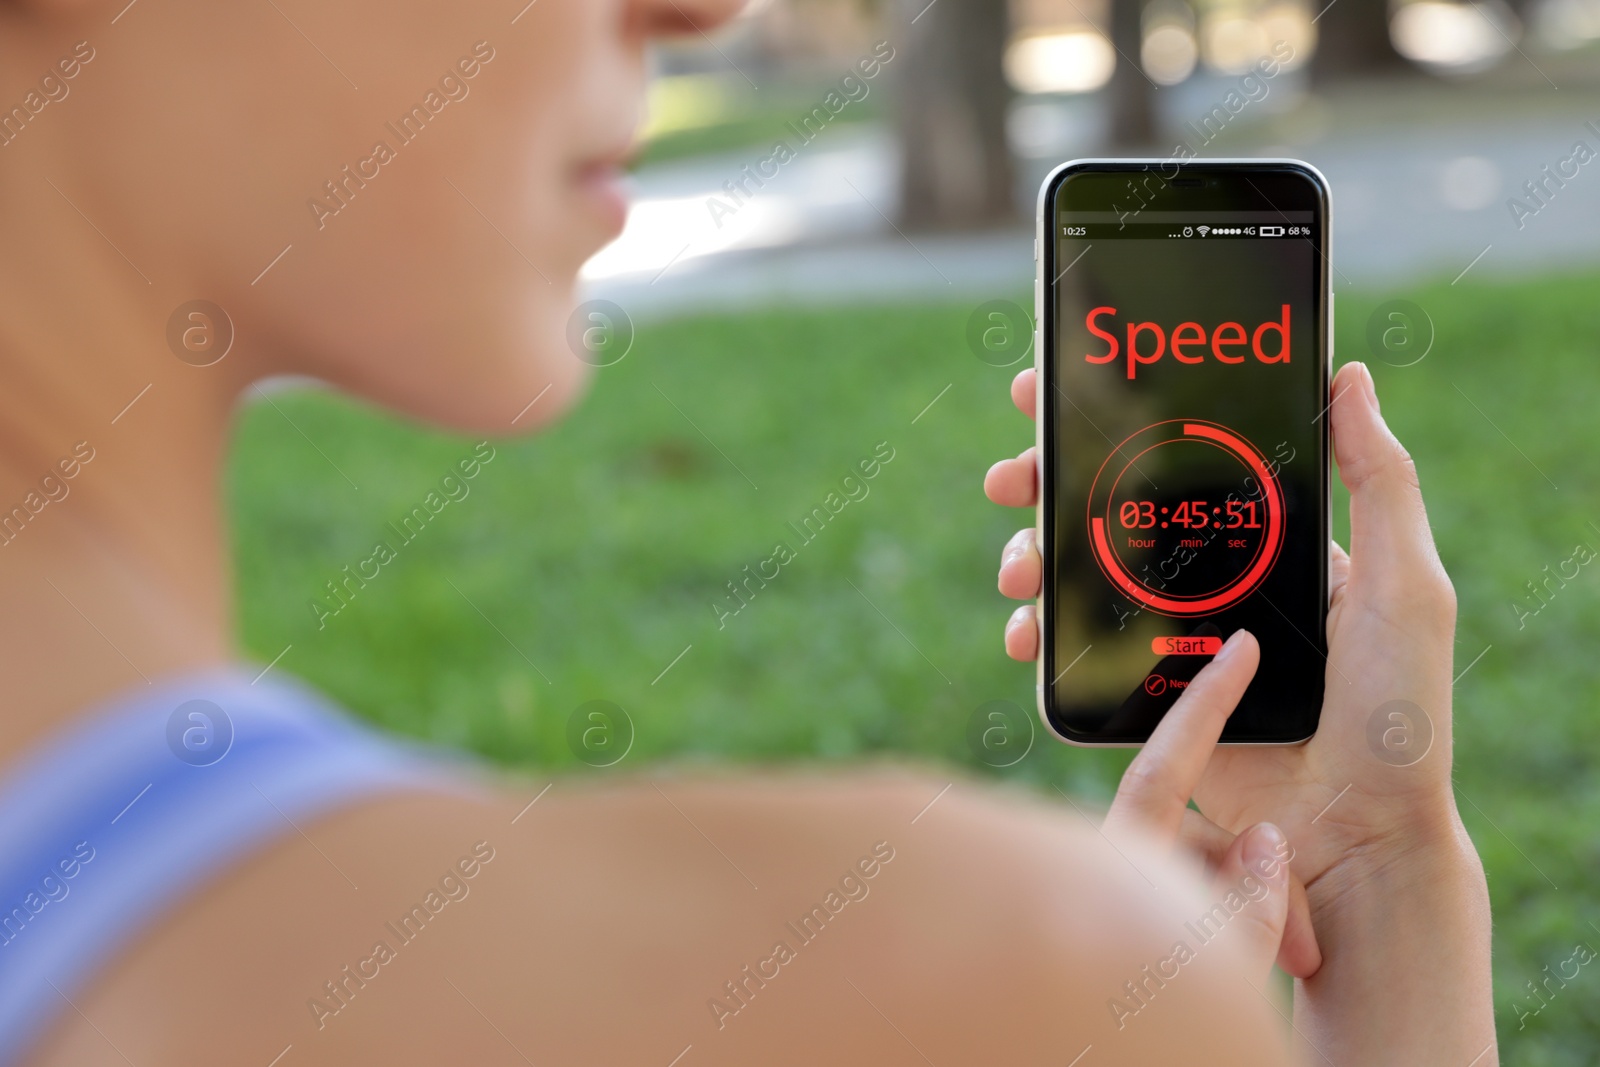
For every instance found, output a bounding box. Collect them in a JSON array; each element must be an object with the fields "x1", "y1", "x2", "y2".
[{"x1": 1151, "y1": 635, "x2": 1223, "y2": 656}]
